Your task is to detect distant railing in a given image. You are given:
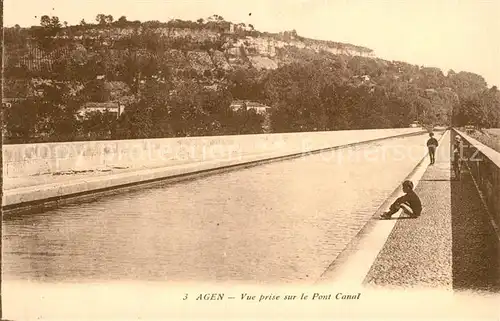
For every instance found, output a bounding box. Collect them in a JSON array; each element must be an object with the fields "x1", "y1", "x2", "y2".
[{"x1": 454, "y1": 128, "x2": 500, "y2": 230}]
